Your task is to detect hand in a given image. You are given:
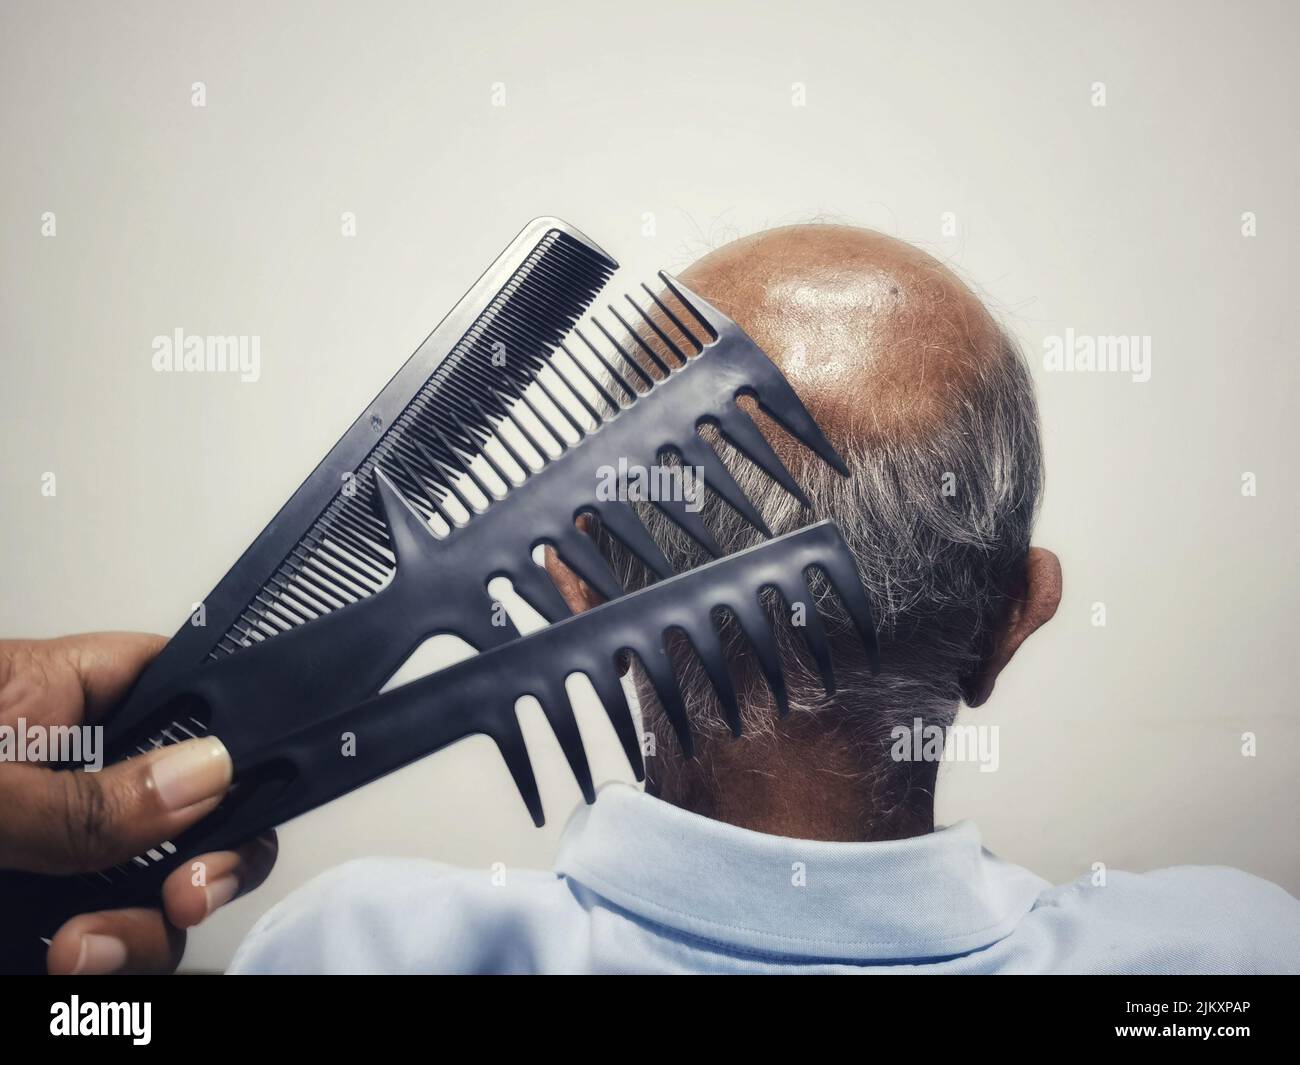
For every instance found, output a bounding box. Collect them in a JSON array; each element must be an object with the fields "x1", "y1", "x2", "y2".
[{"x1": 0, "y1": 633, "x2": 277, "y2": 974}]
